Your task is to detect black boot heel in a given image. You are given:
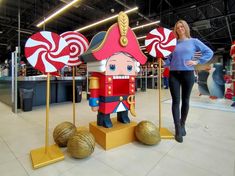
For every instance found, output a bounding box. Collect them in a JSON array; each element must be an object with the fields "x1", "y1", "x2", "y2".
[
  {"x1": 175, "y1": 124, "x2": 183, "y2": 143},
  {"x1": 181, "y1": 124, "x2": 186, "y2": 136}
]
